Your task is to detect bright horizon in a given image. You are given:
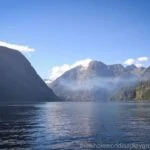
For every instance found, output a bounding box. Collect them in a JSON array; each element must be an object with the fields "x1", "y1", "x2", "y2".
[{"x1": 0, "y1": 0, "x2": 150, "y2": 79}]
